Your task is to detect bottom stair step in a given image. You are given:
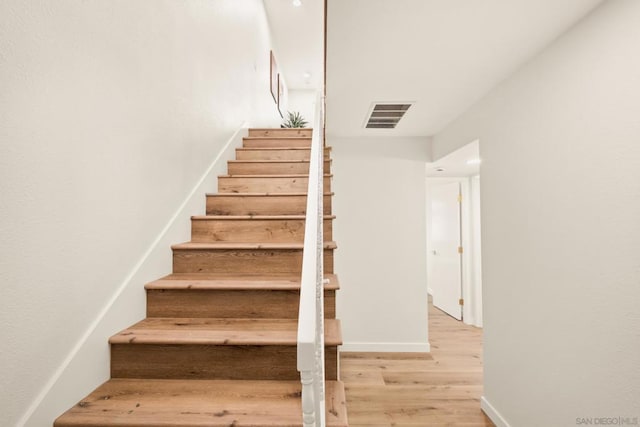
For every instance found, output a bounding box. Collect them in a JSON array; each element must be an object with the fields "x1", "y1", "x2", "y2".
[
  {"x1": 54, "y1": 378, "x2": 348, "y2": 427},
  {"x1": 109, "y1": 318, "x2": 342, "y2": 380}
]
